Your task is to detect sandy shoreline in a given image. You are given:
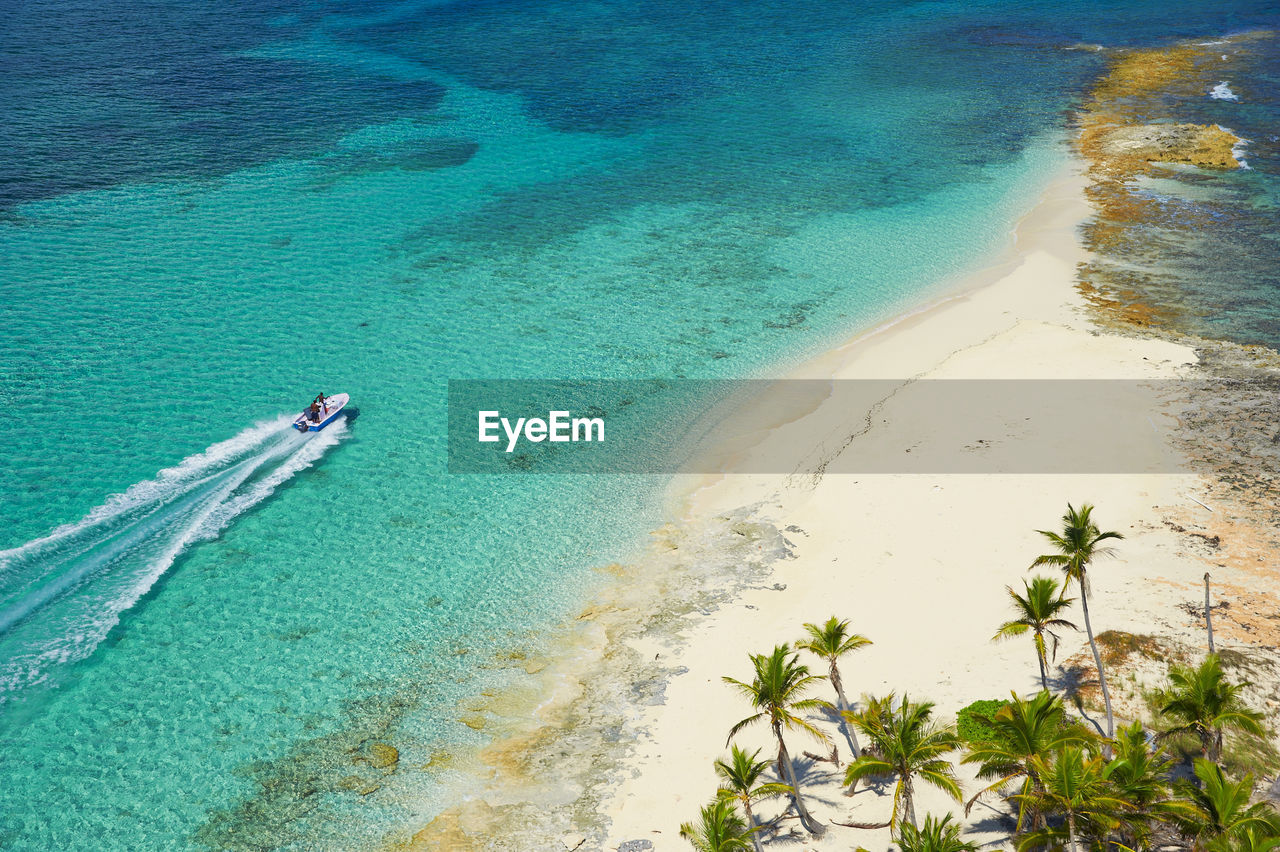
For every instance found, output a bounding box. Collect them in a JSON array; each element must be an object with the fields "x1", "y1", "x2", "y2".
[
  {"x1": 397, "y1": 141, "x2": 1280, "y2": 851},
  {"x1": 596, "y1": 165, "x2": 1221, "y2": 850}
]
